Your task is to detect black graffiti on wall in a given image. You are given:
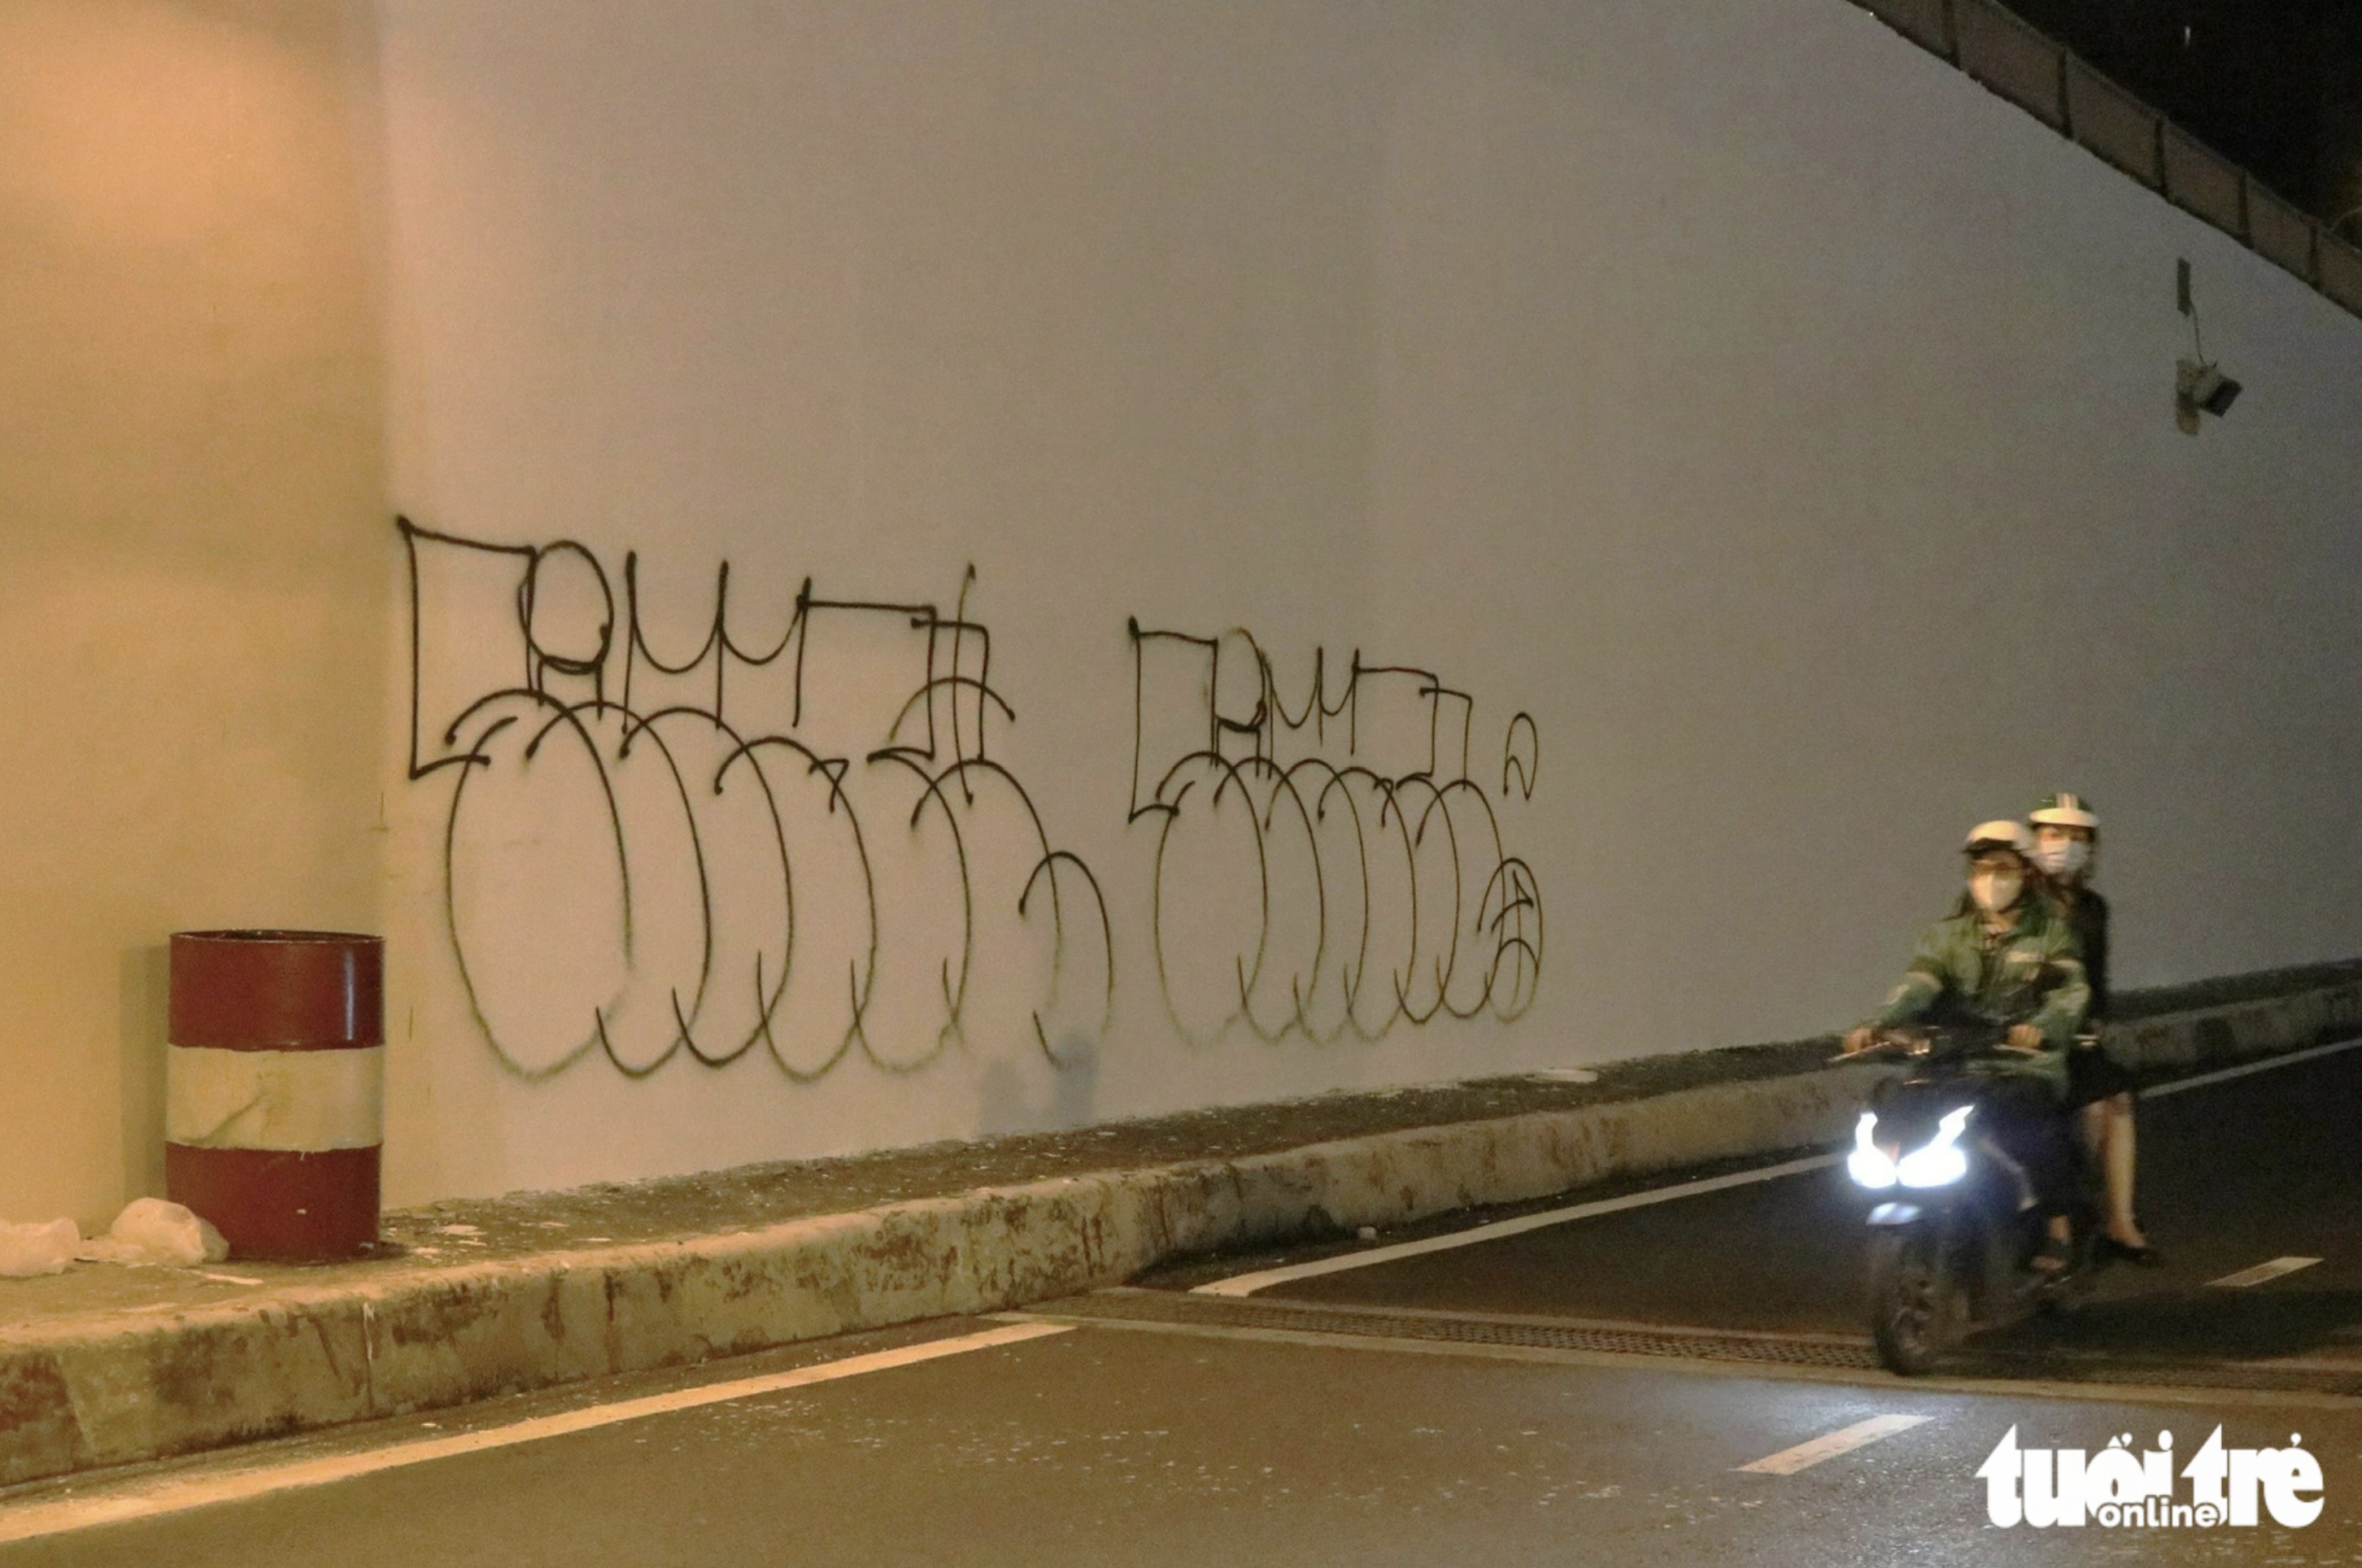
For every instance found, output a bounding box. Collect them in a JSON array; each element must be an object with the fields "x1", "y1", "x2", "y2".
[
  {"x1": 401, "y1": 517, "x2": 1112, "y2": 1082},
  {"x1": 1126, "y1": 621, "x2": 1542, "y2": 1043}
]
